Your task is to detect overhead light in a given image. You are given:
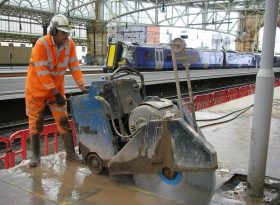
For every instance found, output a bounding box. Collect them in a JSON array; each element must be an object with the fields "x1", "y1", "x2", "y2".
[{"x1": 161, "y1": 0, "x2": 166, "y2": 13}]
